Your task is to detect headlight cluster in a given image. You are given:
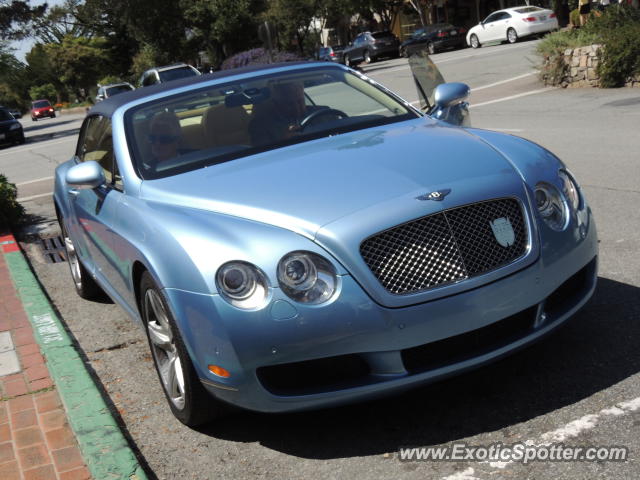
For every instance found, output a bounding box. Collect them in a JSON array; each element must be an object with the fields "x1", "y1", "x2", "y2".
[
  {"x1": 534, "y1": 169, "x2": 581, "y2": 231},
  {"x1": 216, "y1": 251, "x2": 337, "y2": 309},
  {"x1": 216, "y1": 261, "x2": 269, "y2": 310},
  {"x1": 277, "y1": 251, "x2": 337, "y2": 304},
  {"x1": 9, "y1": 123, "x2": 20, "y2": 131}
]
